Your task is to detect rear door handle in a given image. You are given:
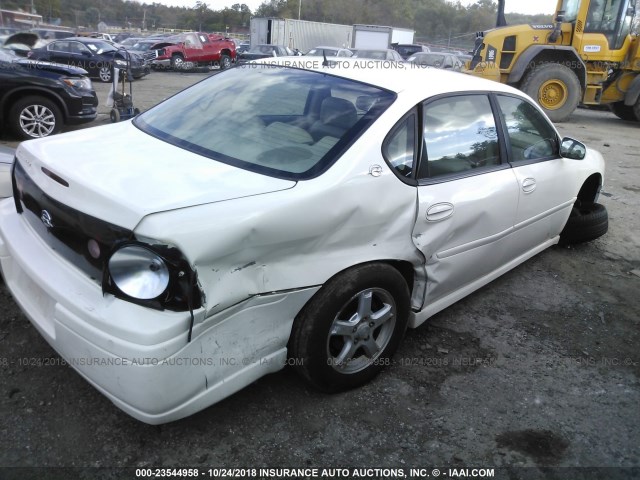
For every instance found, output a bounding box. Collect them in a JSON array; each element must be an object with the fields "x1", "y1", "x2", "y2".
[{"x1": 522, "y1": 178, "x2": 536, "y2": 193}]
